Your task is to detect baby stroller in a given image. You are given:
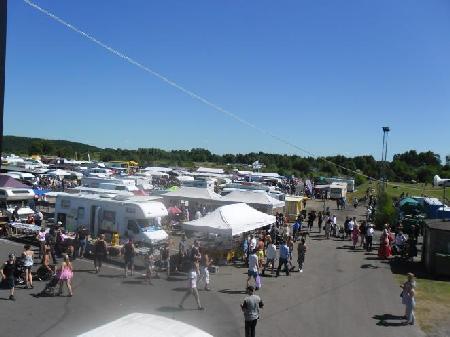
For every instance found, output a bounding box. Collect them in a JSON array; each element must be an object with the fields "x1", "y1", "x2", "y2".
[
  {"x1": 13, "y1": 257, "x2": 26, "y2": 286},
  {"x1": 36, "y1": 274, "x2": 59, "y2": 297}
]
